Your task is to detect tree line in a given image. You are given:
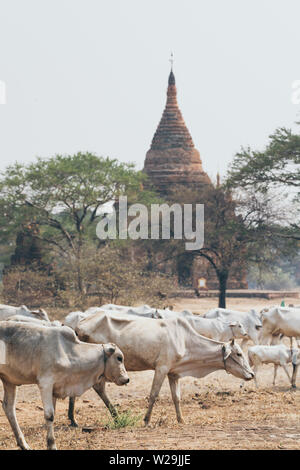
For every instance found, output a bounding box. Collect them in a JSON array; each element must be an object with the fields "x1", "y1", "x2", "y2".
[{"x1": 0, "y1": 123, "x2": 299, "y2": 308}]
